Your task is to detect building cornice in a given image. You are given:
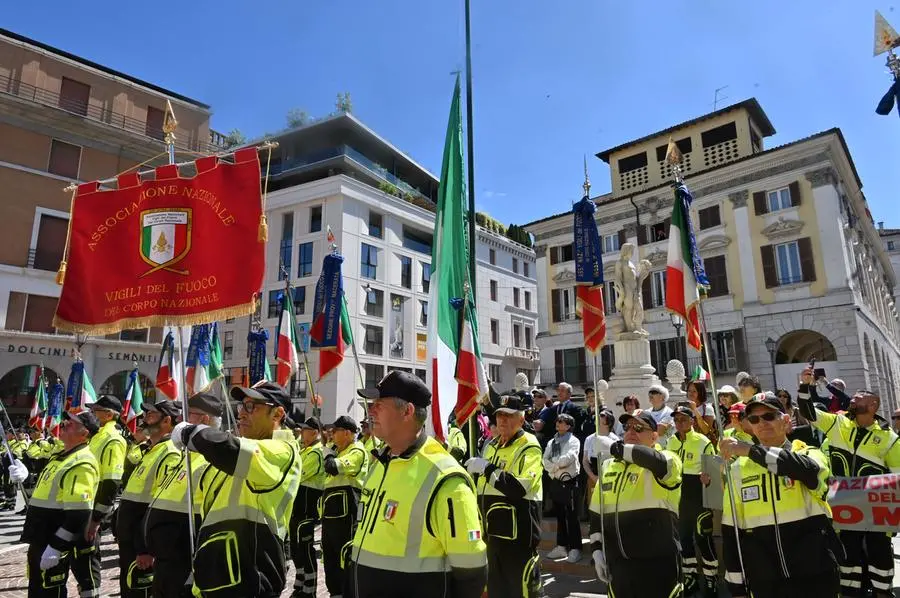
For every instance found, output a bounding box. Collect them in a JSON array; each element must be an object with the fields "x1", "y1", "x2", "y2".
[{"x1": 760, "y1": 217, "x2": 805, "y2": 241}]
